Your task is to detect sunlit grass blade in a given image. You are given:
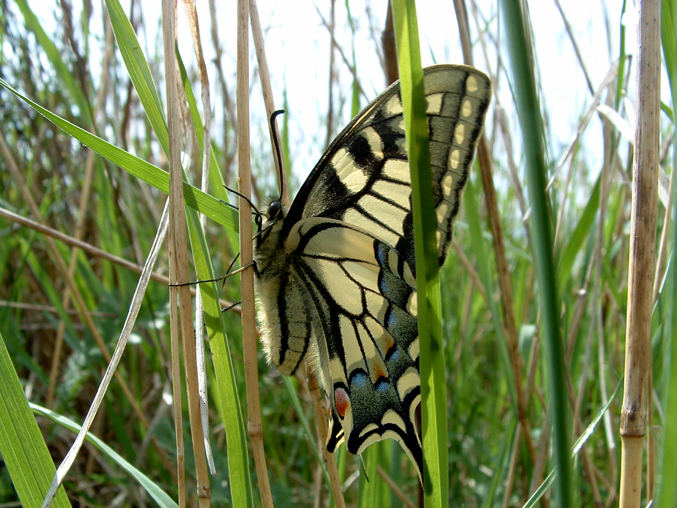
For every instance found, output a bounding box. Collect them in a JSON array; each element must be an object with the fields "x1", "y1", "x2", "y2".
[
  {"x1": 499, "y1": 1, "x2": 574, "y2": 506},
  {"x1": 105, "y1": 0, "x2": 168, "y2": 153},
  {"x1": 391, "y1": 0, "x2": 447, "y2": 503},
  {"x1": 556, "y1": 175, "x2": 601, "y2": 288},
  {"x1": 0, "y1": 332, "x2": 71, "y2": 508}
]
